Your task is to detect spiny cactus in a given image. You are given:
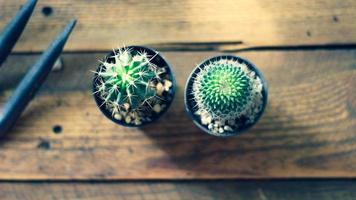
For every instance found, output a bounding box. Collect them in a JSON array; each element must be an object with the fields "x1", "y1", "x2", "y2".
[
  {"x1": 93, "y1": 47, "x2": 173, "y2": 125},
  {"x1": 191, "y1": 58, "x2": 264, "y2": 135}
]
